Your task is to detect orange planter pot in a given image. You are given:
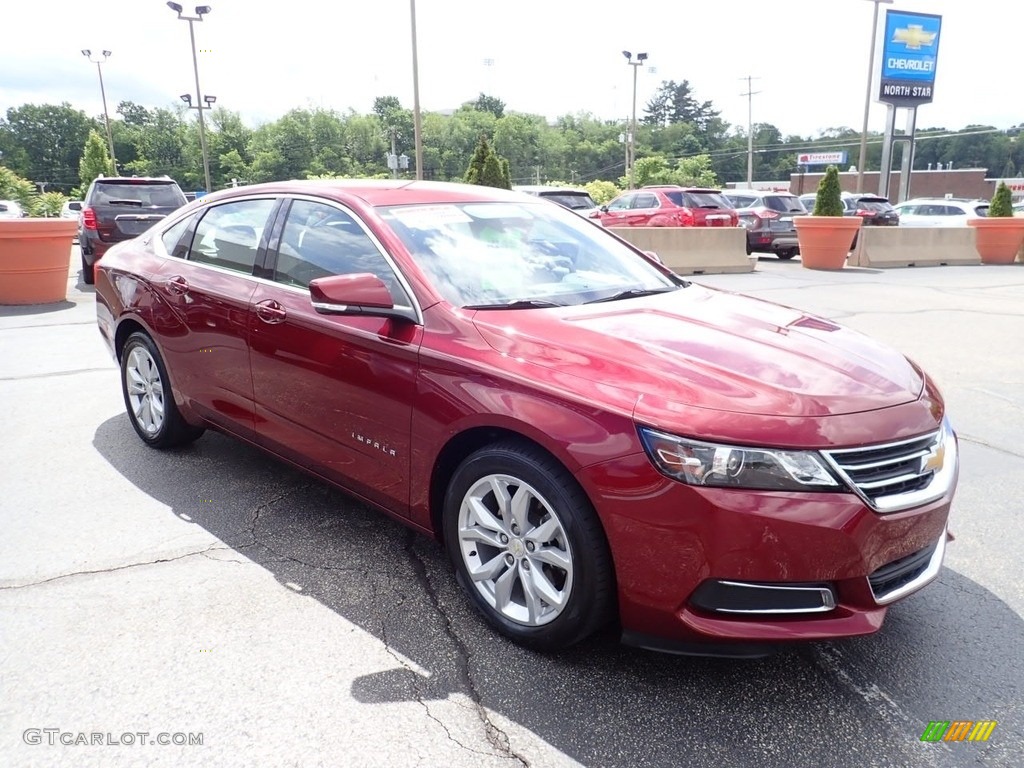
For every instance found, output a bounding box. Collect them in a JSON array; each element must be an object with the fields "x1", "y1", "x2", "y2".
[
  {"x1": 967, "y1": 218, "x2": 1024, "y2": 264},
  {"x1": 793, "y1": 216, "x2": 862, "y2": 270},
  {"x1": 0, "y1": 219, "x2": 77, "y2": 305}
]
